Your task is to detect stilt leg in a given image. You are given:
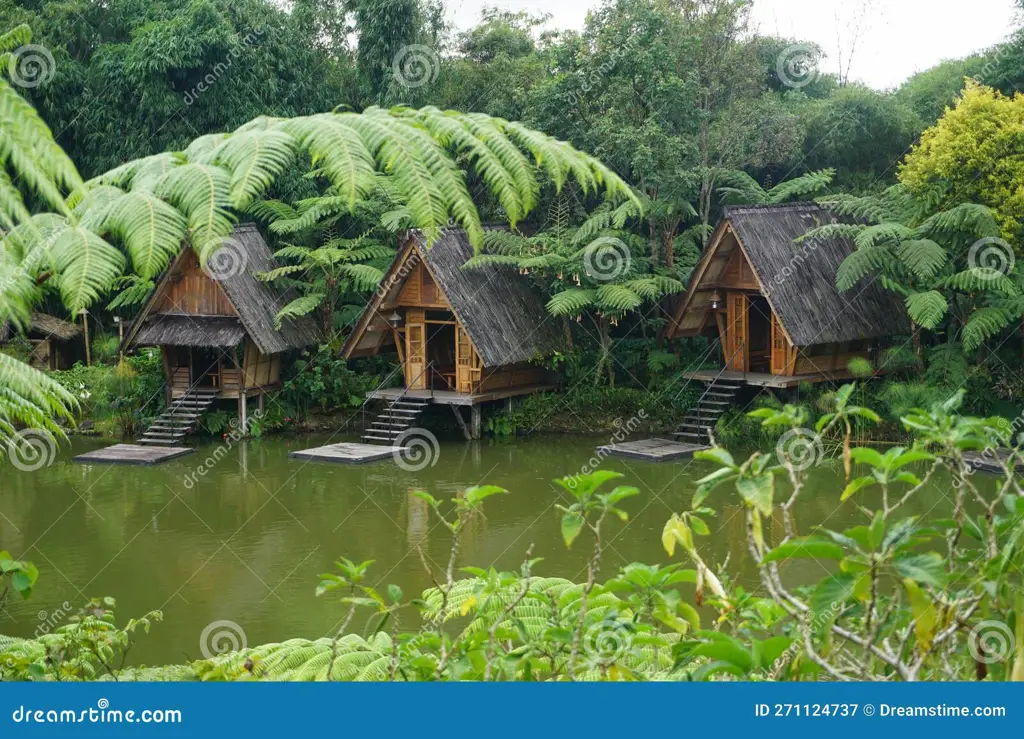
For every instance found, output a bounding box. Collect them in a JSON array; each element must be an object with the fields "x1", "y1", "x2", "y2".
[
  {"x1": 471, "y1": 405, "x2": 482, "y2": 440},
  {"x1": 238, "y1": 393, "x2": 248, "y2": 433}
]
